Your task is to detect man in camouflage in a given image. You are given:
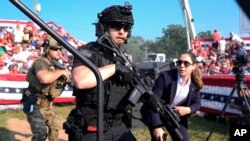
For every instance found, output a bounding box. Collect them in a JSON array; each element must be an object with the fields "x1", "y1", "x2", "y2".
[{"x1": 23, "y1": 36, "x2": 71, "y2": 141}]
